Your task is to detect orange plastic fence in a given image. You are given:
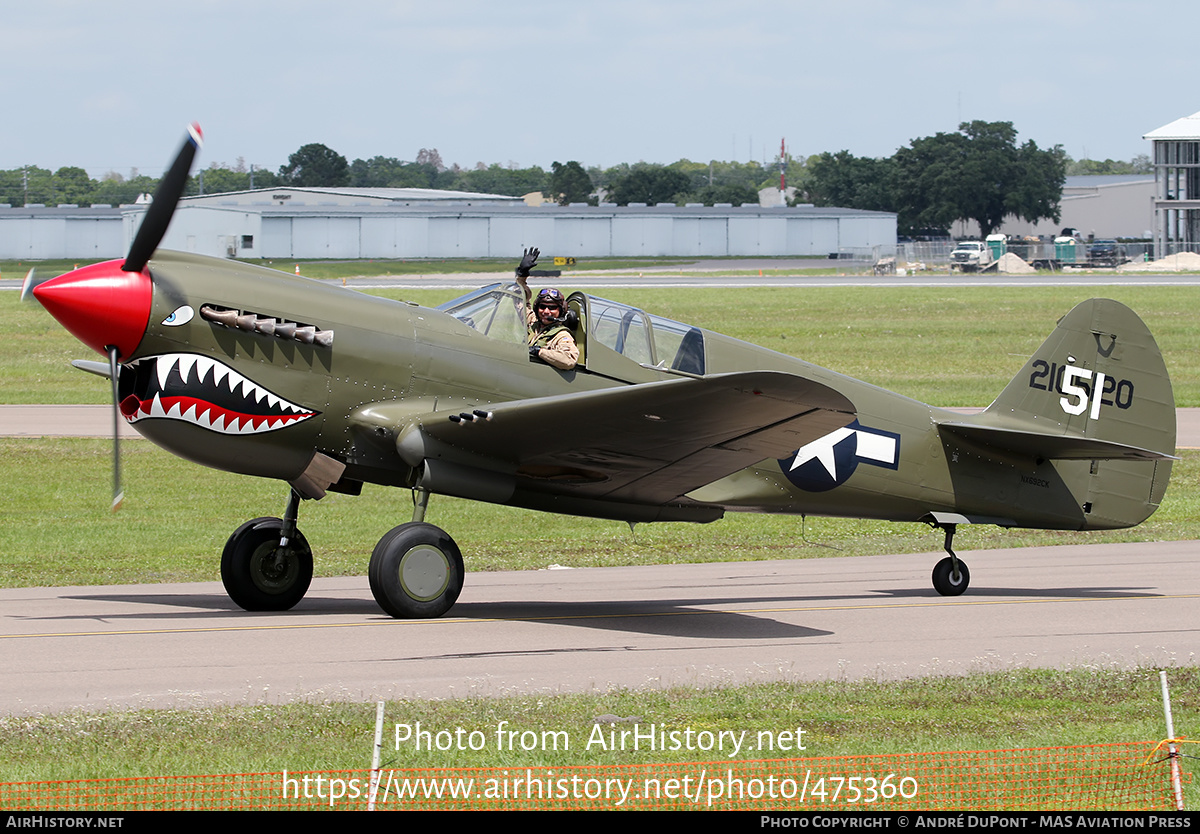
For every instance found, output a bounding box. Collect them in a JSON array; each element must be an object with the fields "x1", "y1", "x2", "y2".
[{"x1": 0, "y1": 741, "x2": 1183, "y2": 811}]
